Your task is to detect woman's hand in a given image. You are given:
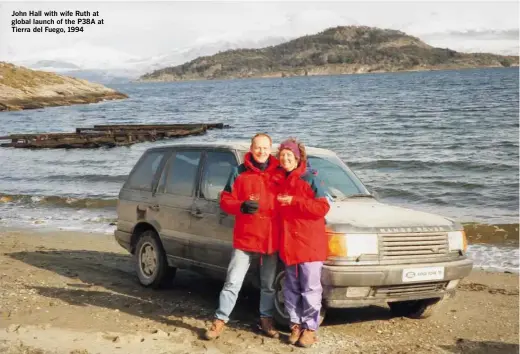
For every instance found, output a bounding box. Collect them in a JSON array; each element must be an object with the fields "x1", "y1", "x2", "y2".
[{"x1": 277, "y1": 194, "x2": 293, "y2": 206}]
